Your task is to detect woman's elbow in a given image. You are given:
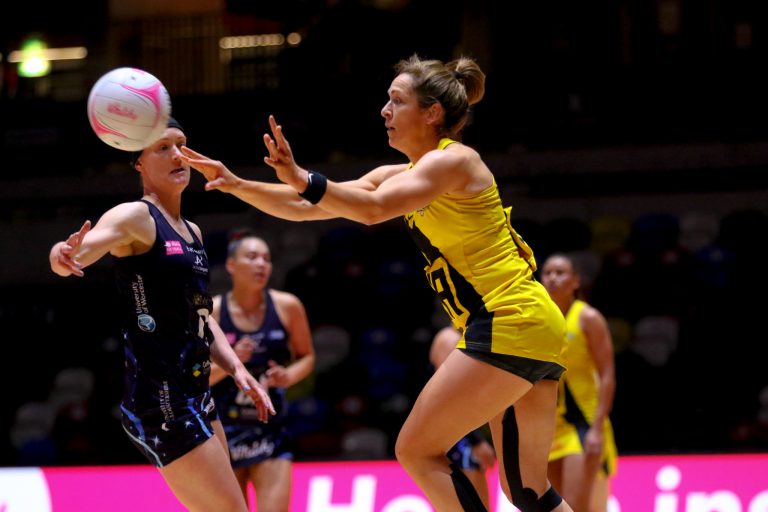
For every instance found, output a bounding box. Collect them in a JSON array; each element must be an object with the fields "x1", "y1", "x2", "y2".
[{"x1": 357, "y1": 206, "x2": 394, "y2": 225}]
